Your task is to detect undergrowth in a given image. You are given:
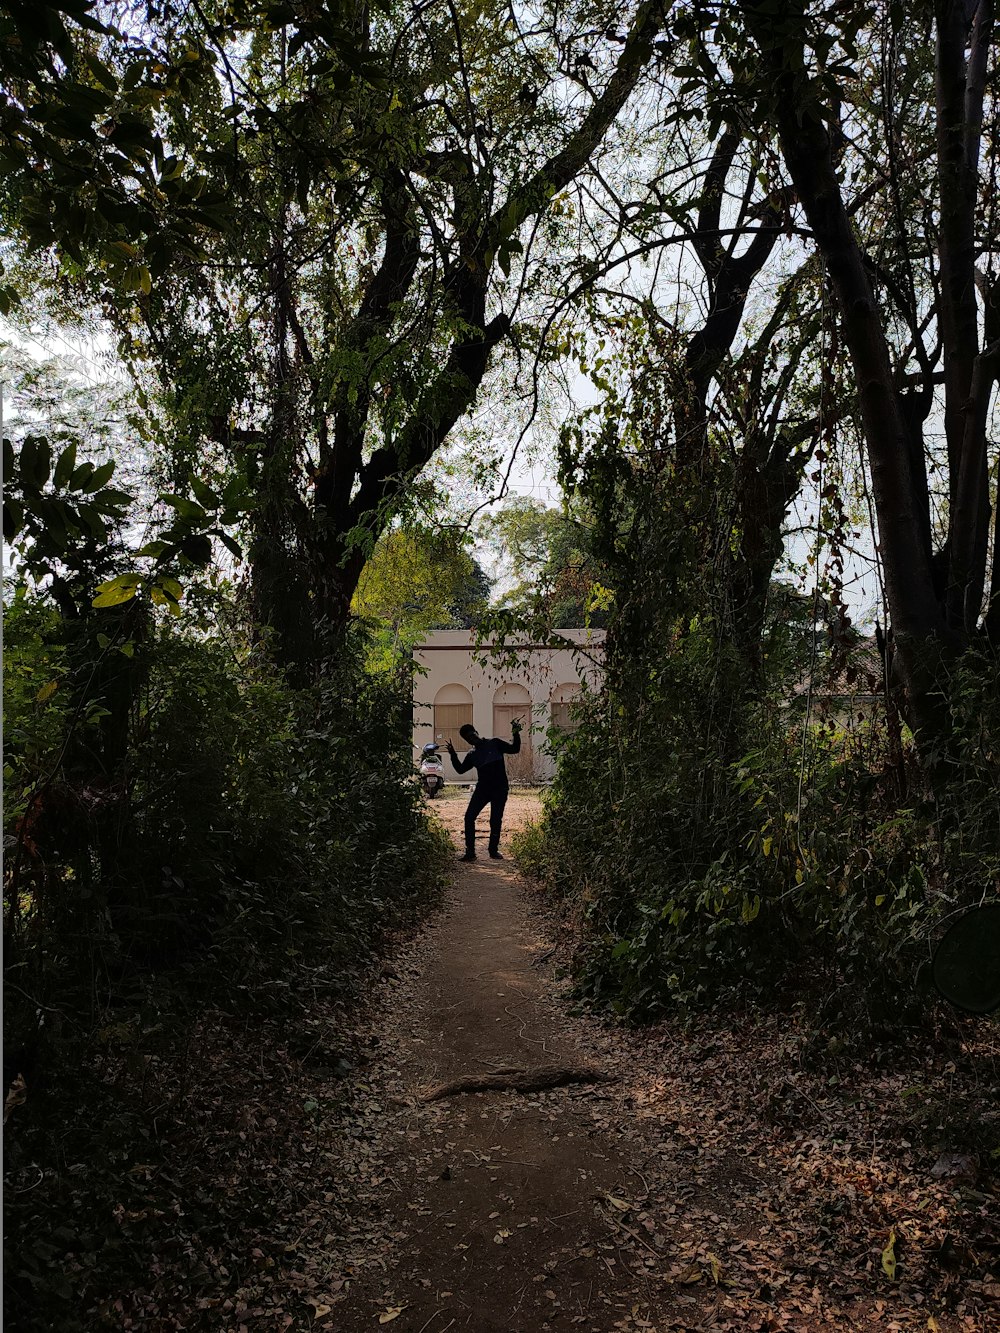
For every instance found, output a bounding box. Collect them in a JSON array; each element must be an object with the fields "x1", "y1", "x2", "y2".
[
  {"x1": 3, "y1": 581, "x2": 451, "y2": 1329},
  {"x1": 513, "y1": 638, "x2": 1000, "y2": 1046}
]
